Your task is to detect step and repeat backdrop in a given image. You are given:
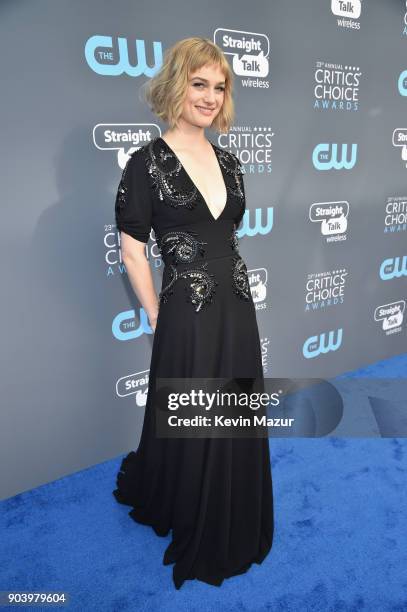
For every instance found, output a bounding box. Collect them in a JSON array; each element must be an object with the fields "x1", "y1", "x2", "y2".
[{"x1": 1, "y1": 0, "x2": 406, "y2": 497}]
